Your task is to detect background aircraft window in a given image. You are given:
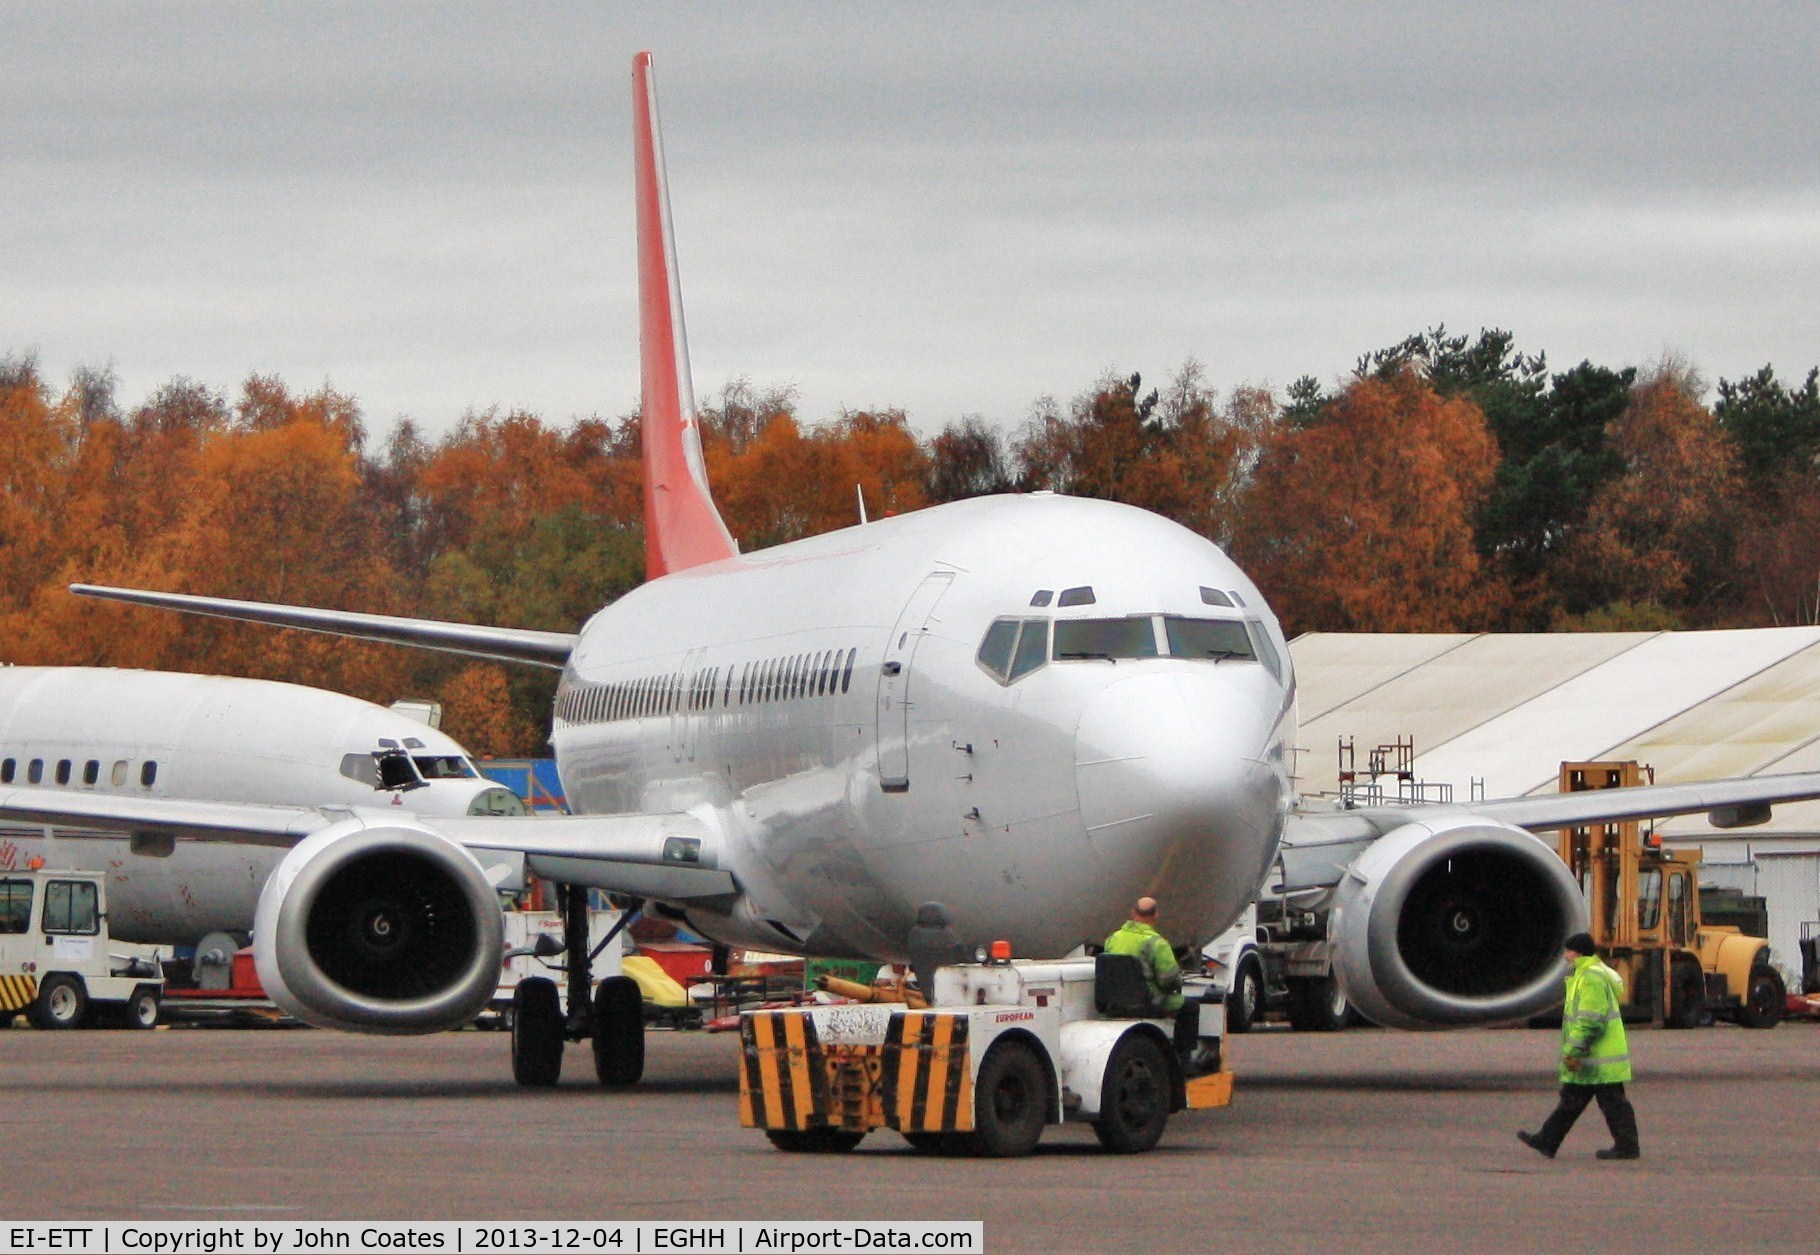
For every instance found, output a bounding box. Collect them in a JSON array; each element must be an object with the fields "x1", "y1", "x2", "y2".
[
  {"x1": 339, "y1": 753, "x2": 381, "y2": 787},
  {"x1": 414, "y1": 756, "x2": 476, "y2": 780},
  {"x1": 1164, "y1": 617, "x2": 1255, "y2": 661},
  {"x1": 141, "y1": 761, "x2": 157, "y2": 787},
  {"x1": 111, "y1": 760, "x2": 129, "y2": 787},
  {"x1": 1009, "y1": 619, "x2": 1050, "y2": 680},
  {"x1": 1056, "y1": 617, "x2": 1158, "y2": 661},
  {"x1": 0, "y1": 880, "x2": 31, "y2": 933},
  {"x1": 28, "y1": 759, "x2": 43, "y2": 784},
  {"x1": 841, "y1": 647, "x2": 857, "y2": 693},
  {"x1": 1030, "y1": 590, "x2": 1054, "y2": 607},
  {"x1": 468, "y1": 787, "x2": 528, "y2": 816},
  {"x1": 1247, "y1": 622, "x2": 1285, "y2": 681},
  {"x1": 1057, "y1": 586, "x2": 1096, "y2": 607},
  {"x1": 83, "y1": 760, "x2": 100, "y2": 786},
  {"x1": 55, "y1": 760, "x2": 72, "y2": 785},
  {"x1": 1199, "y1": 586, "x2": 1234, "y2": 607},
  {"x1": 976, "y1": 619, "x2": 1019, "y2": 681},
  {"x1": 0, "y1": 759, "x2": 12, "y2": 784},
  {"x1": 43, "y1": 879, "x2": 100, "y2": 935}
]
